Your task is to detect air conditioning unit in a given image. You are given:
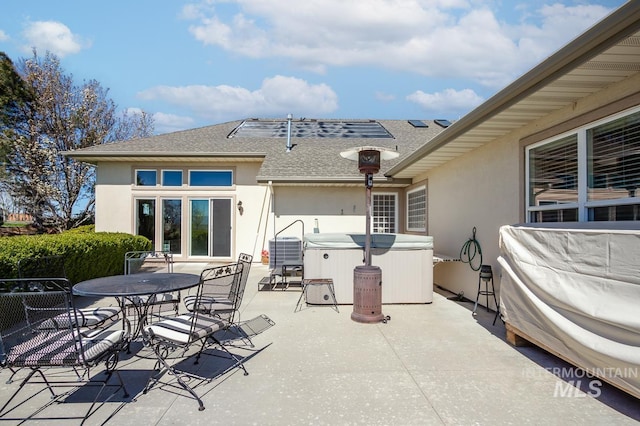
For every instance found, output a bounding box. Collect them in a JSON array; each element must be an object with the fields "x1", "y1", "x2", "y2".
[{"x1": 268, "y1": 237, "x2": 303, "y2": 269}]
